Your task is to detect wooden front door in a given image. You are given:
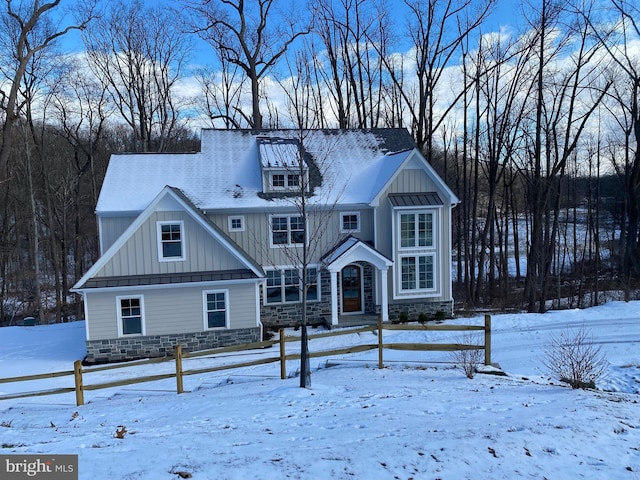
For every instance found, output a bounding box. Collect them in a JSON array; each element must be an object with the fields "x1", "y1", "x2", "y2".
[{"x1": 342, "y1": 266, "x2": 362, "y2": 313}]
